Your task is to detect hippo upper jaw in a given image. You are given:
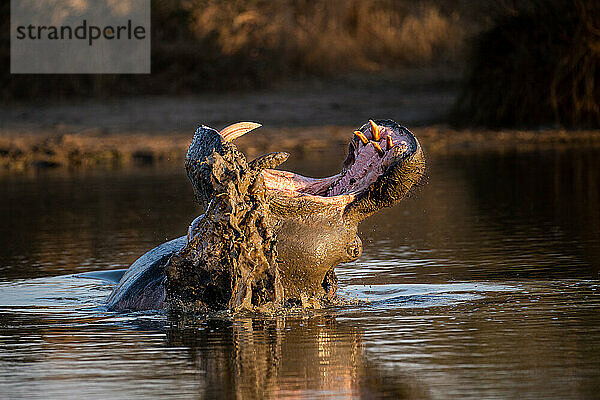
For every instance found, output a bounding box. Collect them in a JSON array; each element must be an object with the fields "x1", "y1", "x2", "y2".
[{"x1": 261, "y1": 119, "x2": 425, "y2": 221}]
